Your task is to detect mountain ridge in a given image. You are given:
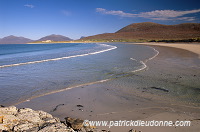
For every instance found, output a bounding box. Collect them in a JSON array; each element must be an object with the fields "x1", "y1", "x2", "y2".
[
  {"x1": 1, "y1": 22, "x2": 200, "y2": 43},
  {"x1": 0, "y1": 34, "x2": 73, "y2": 44},
  {"x1": 0, "y1": 35, "x2": 34, "y2": 44},
  {"x1": 37, "y1": 34, "x2": 72, "y2": 42},
  {"x1": 81, "y1": 22, "x2": 200, "y2": 42}
]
